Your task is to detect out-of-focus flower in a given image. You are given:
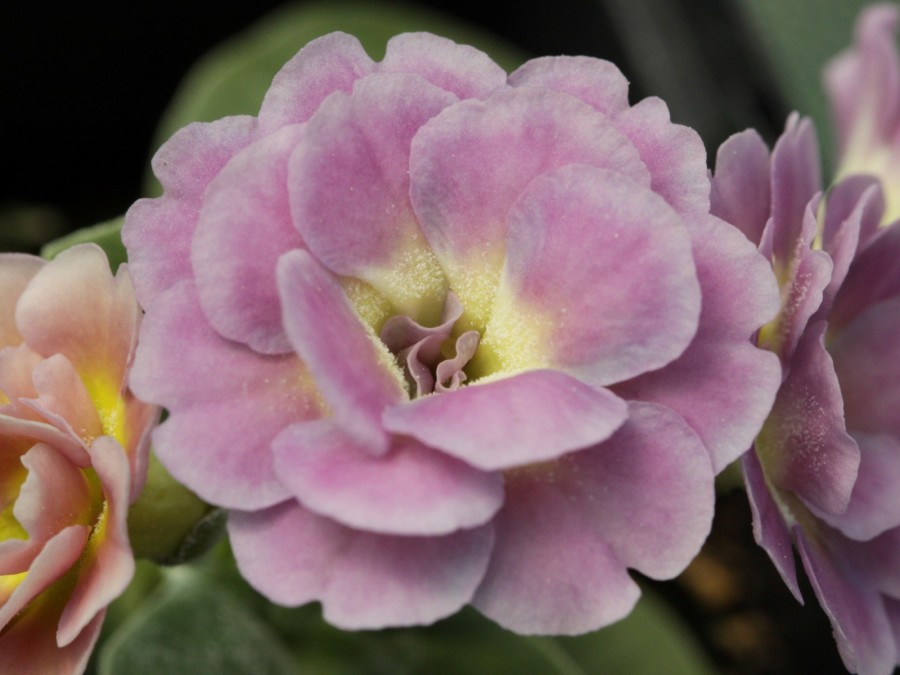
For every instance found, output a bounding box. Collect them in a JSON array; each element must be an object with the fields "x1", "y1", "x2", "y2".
[
  {"x1": 0, "y1": 244, "x2": 158, "y2": 673},
  {"x1": 825, "y1": 3, "x2": 900, "y2": 224},
  {"x1": 712, "y1": 114, "x2": 900, "y2": 675},
  {"x1": 125, "y1": 32, "x2": 780, "y2": 634}
]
